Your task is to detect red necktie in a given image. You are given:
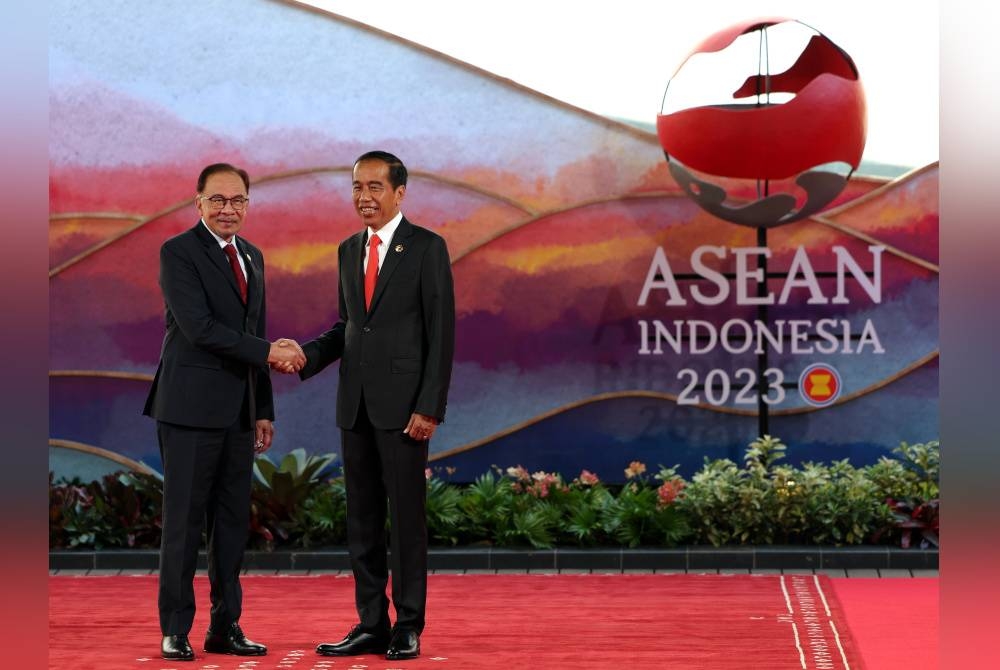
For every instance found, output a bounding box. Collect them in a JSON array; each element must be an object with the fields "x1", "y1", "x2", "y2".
[
  {"x1": 224, "y1": 243, "x2": 247, "y2": 303},
  {"x1": 364, "y1": 233, "x2": 381, "y2": 310}
]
